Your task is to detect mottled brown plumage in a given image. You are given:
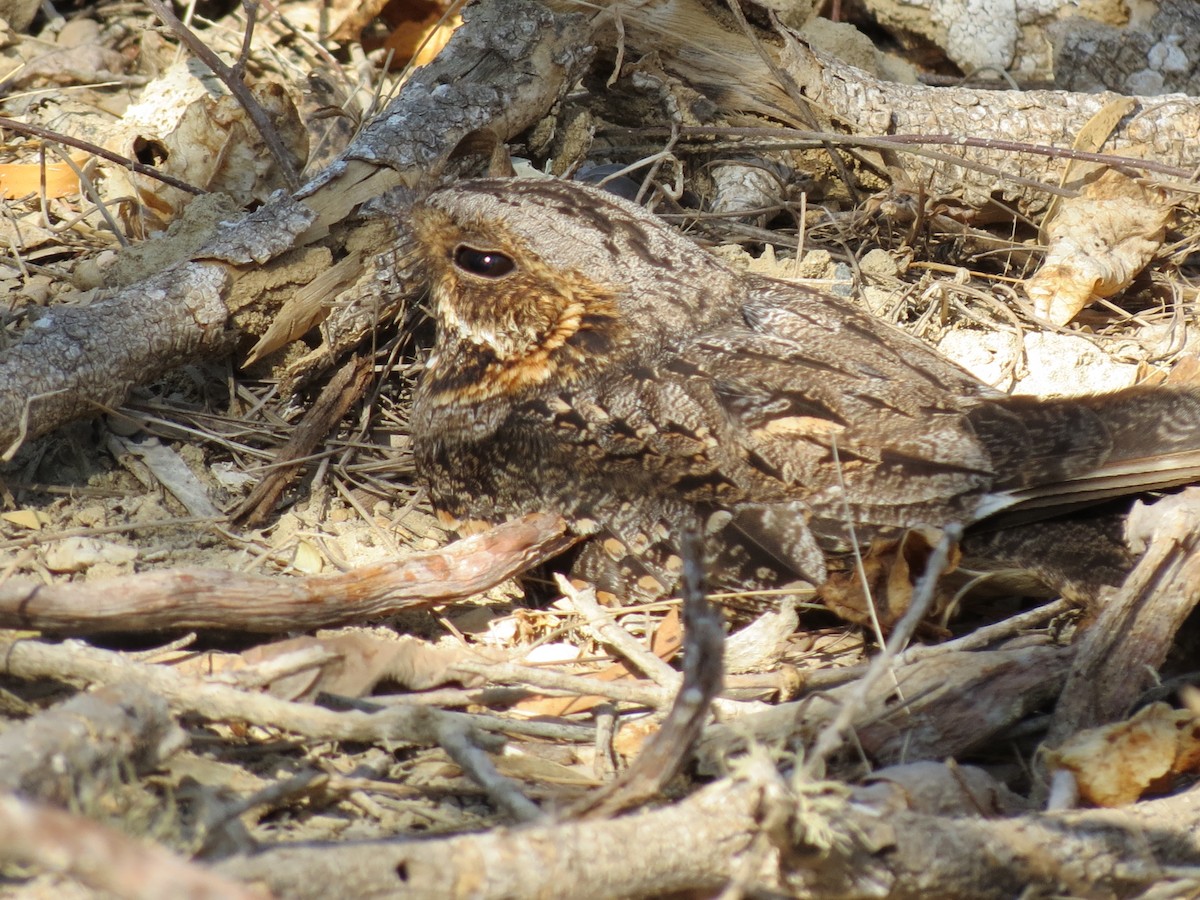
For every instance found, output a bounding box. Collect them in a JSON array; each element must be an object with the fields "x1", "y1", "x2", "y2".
[{"x1": 409, "y1": 178, "x2": 1200, "y2": 600}]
